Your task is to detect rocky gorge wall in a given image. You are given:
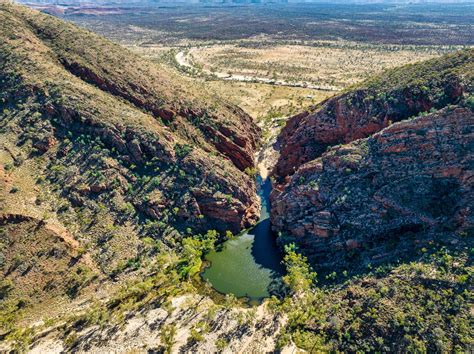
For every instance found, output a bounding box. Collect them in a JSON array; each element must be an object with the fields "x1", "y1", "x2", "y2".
[
  {"x1": 273, "y1": 50, "x2": 472, "y2": 180},
  {"x1": 272, "y1": 104, "x2": 473, "y2": 270},
  {"x1": 271, "y1": 49, "x2": 473, "y2": 270},
  {"x1": 0, "y1": 4, "x2": 262, "y2": 238}
]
